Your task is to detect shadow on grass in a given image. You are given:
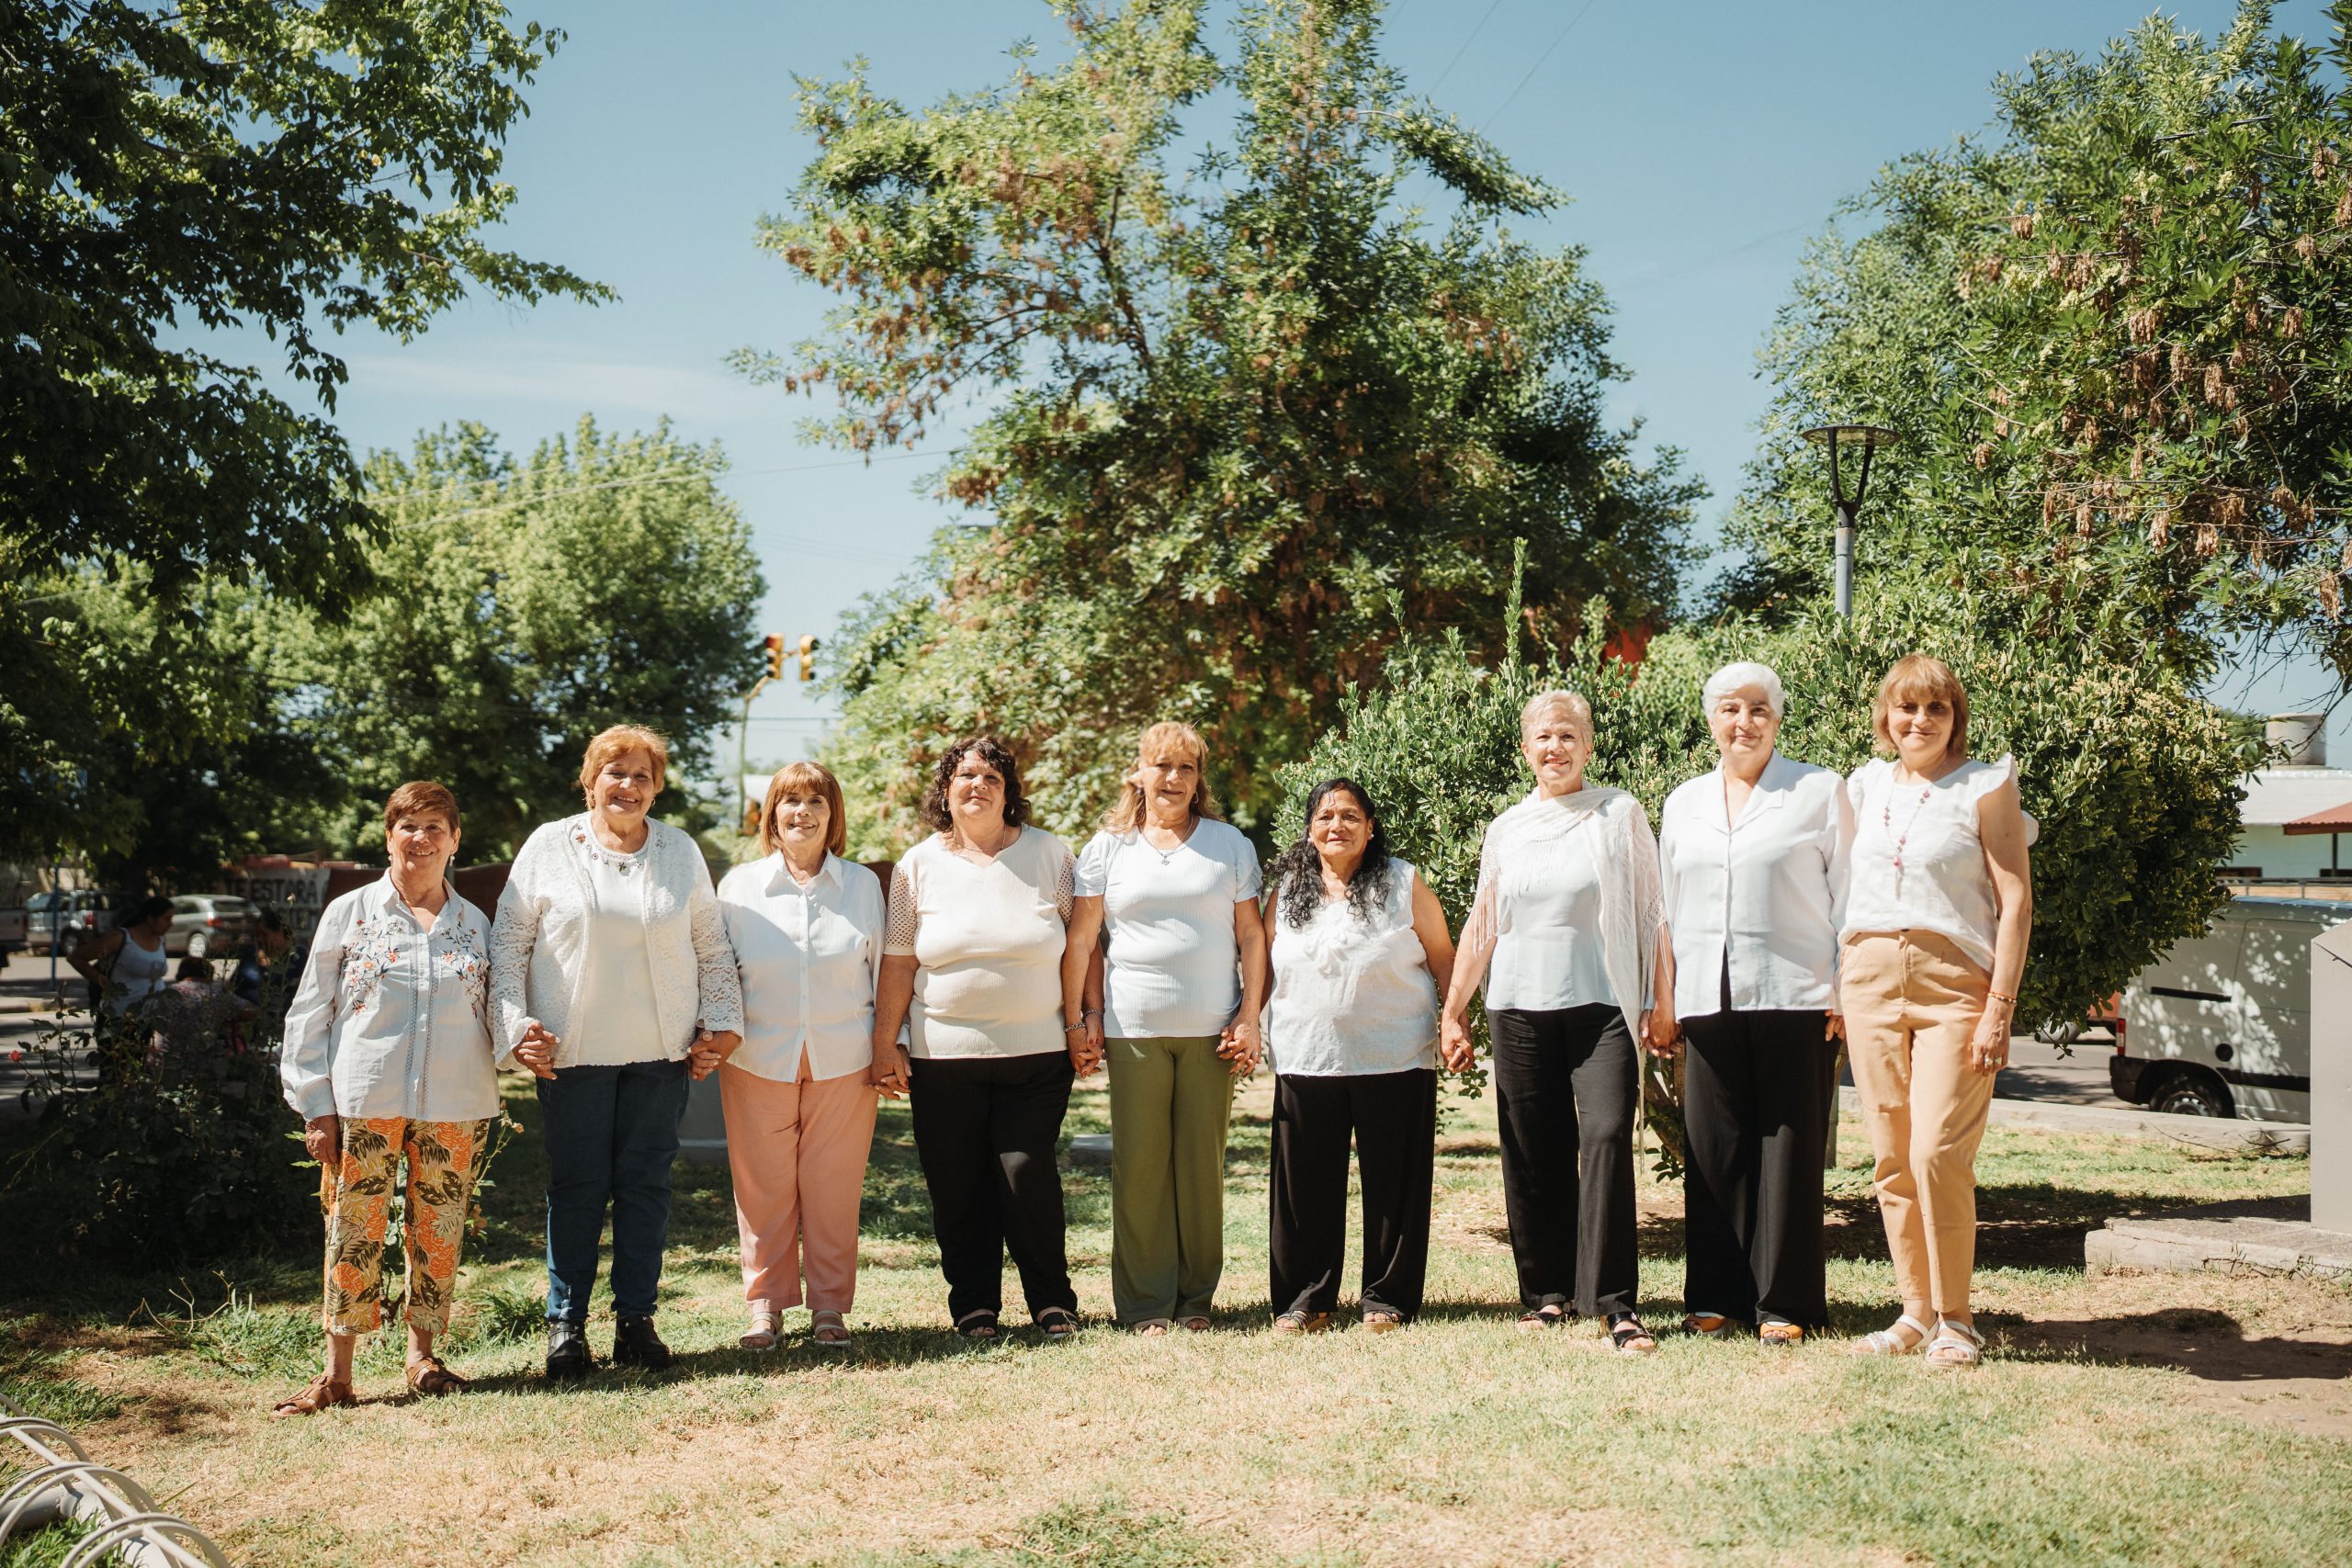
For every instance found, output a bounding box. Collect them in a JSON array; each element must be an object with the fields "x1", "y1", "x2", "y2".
[{"x1": 1994, "y1": 1307, "x2": 2352, "y2": 1382}]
